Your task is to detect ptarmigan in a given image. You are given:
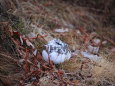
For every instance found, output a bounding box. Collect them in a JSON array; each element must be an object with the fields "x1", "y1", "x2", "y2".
[{"x1": 42, "y1": 39, "x2": 71, "y2": 64}]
